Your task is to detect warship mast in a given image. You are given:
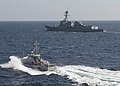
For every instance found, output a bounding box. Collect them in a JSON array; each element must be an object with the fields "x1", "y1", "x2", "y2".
[{"x1": 63, "y1": 11, "x2": 69, "y2": 22}]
